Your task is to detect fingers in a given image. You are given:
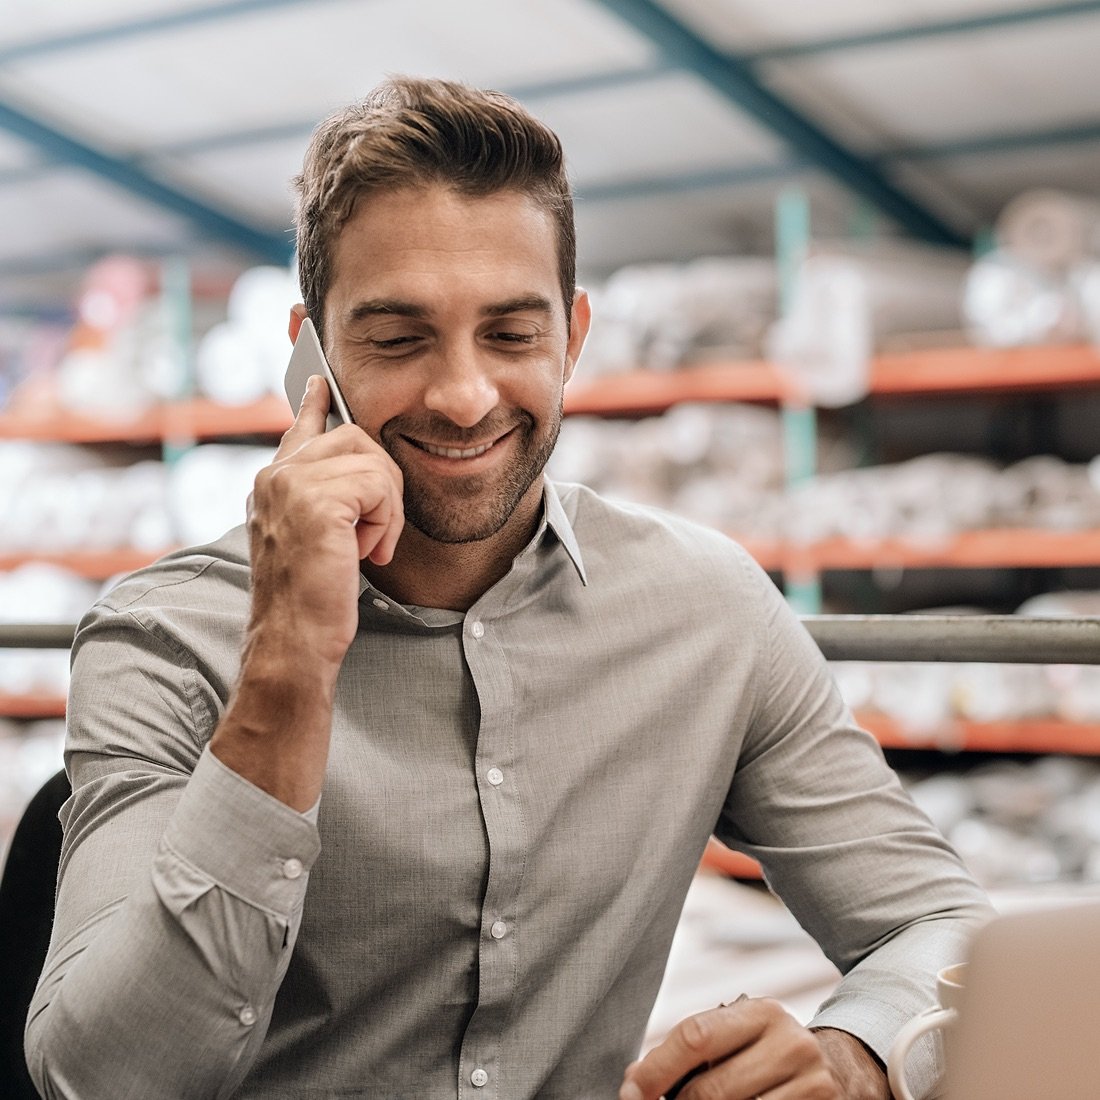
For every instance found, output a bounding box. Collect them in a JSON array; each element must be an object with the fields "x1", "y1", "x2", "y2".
[
  {"x1": 263, "y1": 376, "x2": 406, "y2": 565},
  {"x1": 276, "y1": 374, "x2": 331, "y2": 459},
  {"x1": 256, "y1": 449, "x2": 404, "y2": 565},
  {"x1": 621, "y1": 1000, "x2": 837, "y2": 1100}
]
